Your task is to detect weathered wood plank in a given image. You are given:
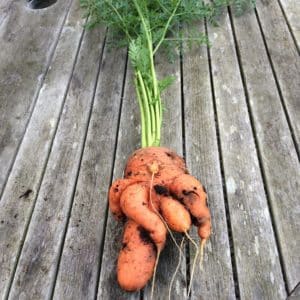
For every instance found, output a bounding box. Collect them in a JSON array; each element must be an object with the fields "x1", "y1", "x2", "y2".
[
  {"x1": 52, "y1": 40, "x2": 128, "y2": 300},
  {"x1": 232, "y1": 6, "x2": 300, "y2": 292},
  {"x1": 278, "y1": 0, "x2": 300, "y2": 50},
  {"x1": 256, "y1": 0, "x2": 300, "y2": 151},
  {"x1": 0, "y1": 0, "x2": 72, "y2": 195},
  {"x1": 208, "y1": 13, "x2": 286, "y2": 299},
  {"x1": 0, "y1": 1, "x2": 13, "y2": 26},
  {"x1": 96, "y1": 64, "x2": 141, "y2": 300},
  {"x1": 182, "y1": 24, "x2": 235, "y2": 300},
  {"x1": 7, "y1": 25, "x2": 106, "y2": 300},
  {"x1": 0, "y1": 1, "x2": 85, "y2": 298},
  {"x1": 143, "y1": 52, "x2": 186, "y2": 300}
]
